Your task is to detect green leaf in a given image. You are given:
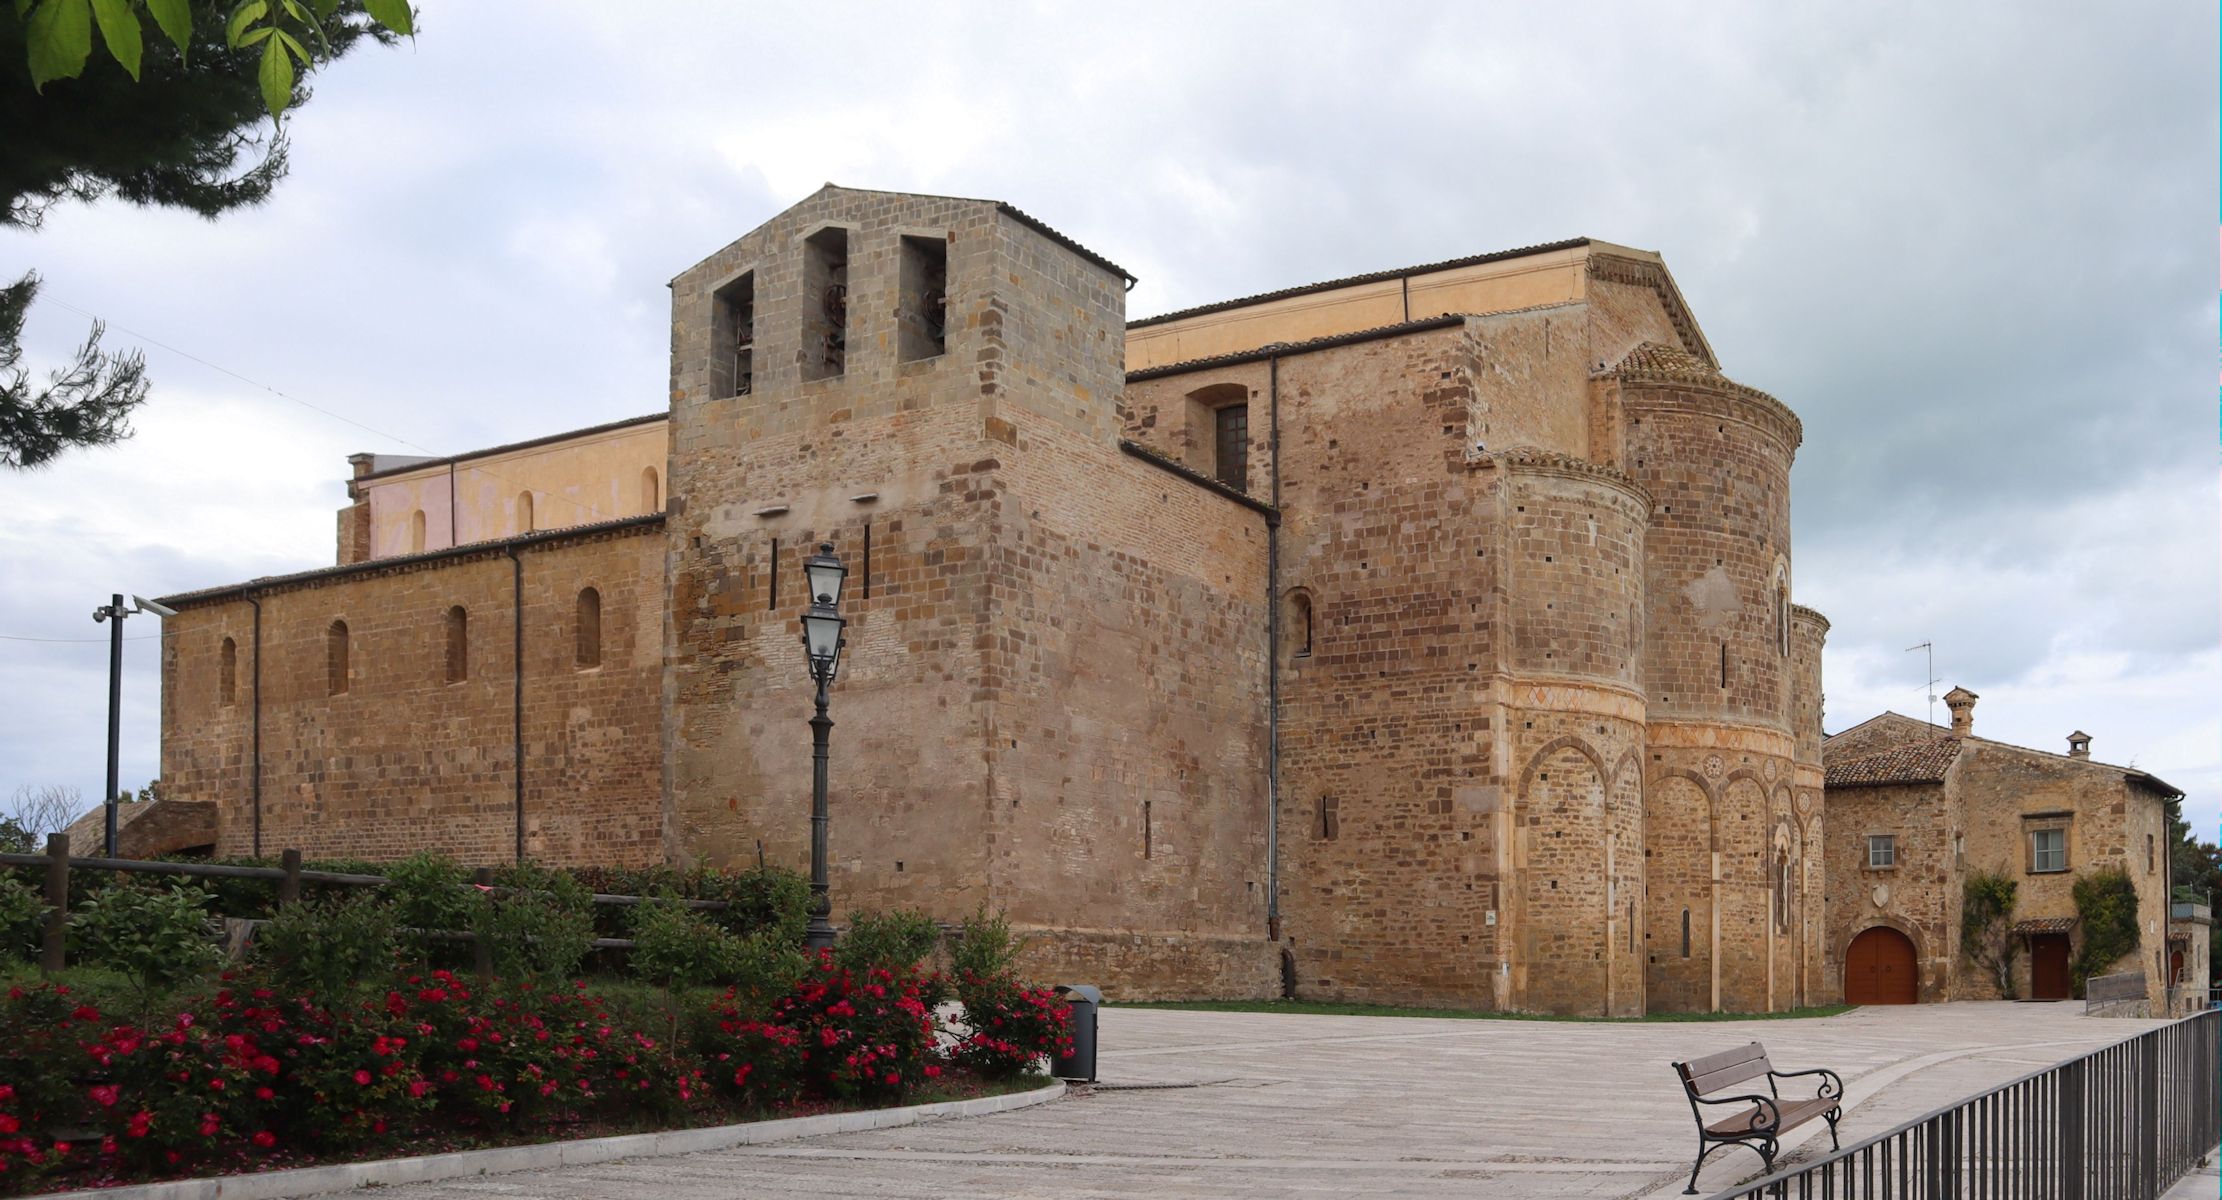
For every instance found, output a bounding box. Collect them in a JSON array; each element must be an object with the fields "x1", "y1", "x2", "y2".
[
  {"x1": 275, "y1": 26, "x2": 308, "y2": 62},
  {"x1": 12, "y1": 0, "x2": 34, "y2": 18},
  {"x1": 224, "y1": 0, "x2": 266, "y2": 48},
  {"x1": 257, "y1": 31, "x2": 292, "y2": 119},
  {"x1": 235, "y1": 23, "x2": 271, "y2": 44},
  {"x1": 145, "y1": 0, "x2": 190, "y2": 57},
  {"x1": 88, "y1": 0, "x2": 141, "y2": 79},
  {"x1": 361, "y1": 0, "x2": 410, "y2": 36},
  {"x1": 307, "y1": 0, "x2": 336, "y2": 16},
  {"x1": 25, "y1": 0, "x2": 94, "y2": 89}
]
